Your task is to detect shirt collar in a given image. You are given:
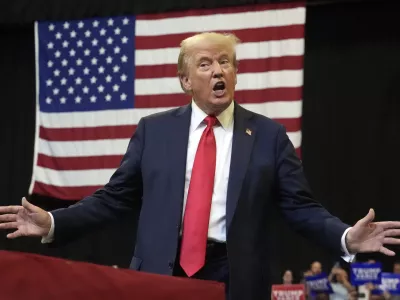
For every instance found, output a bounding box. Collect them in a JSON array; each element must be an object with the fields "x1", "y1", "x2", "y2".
[{"x1": 190, "y1": 100, "x2": 234, "y2": 131}]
